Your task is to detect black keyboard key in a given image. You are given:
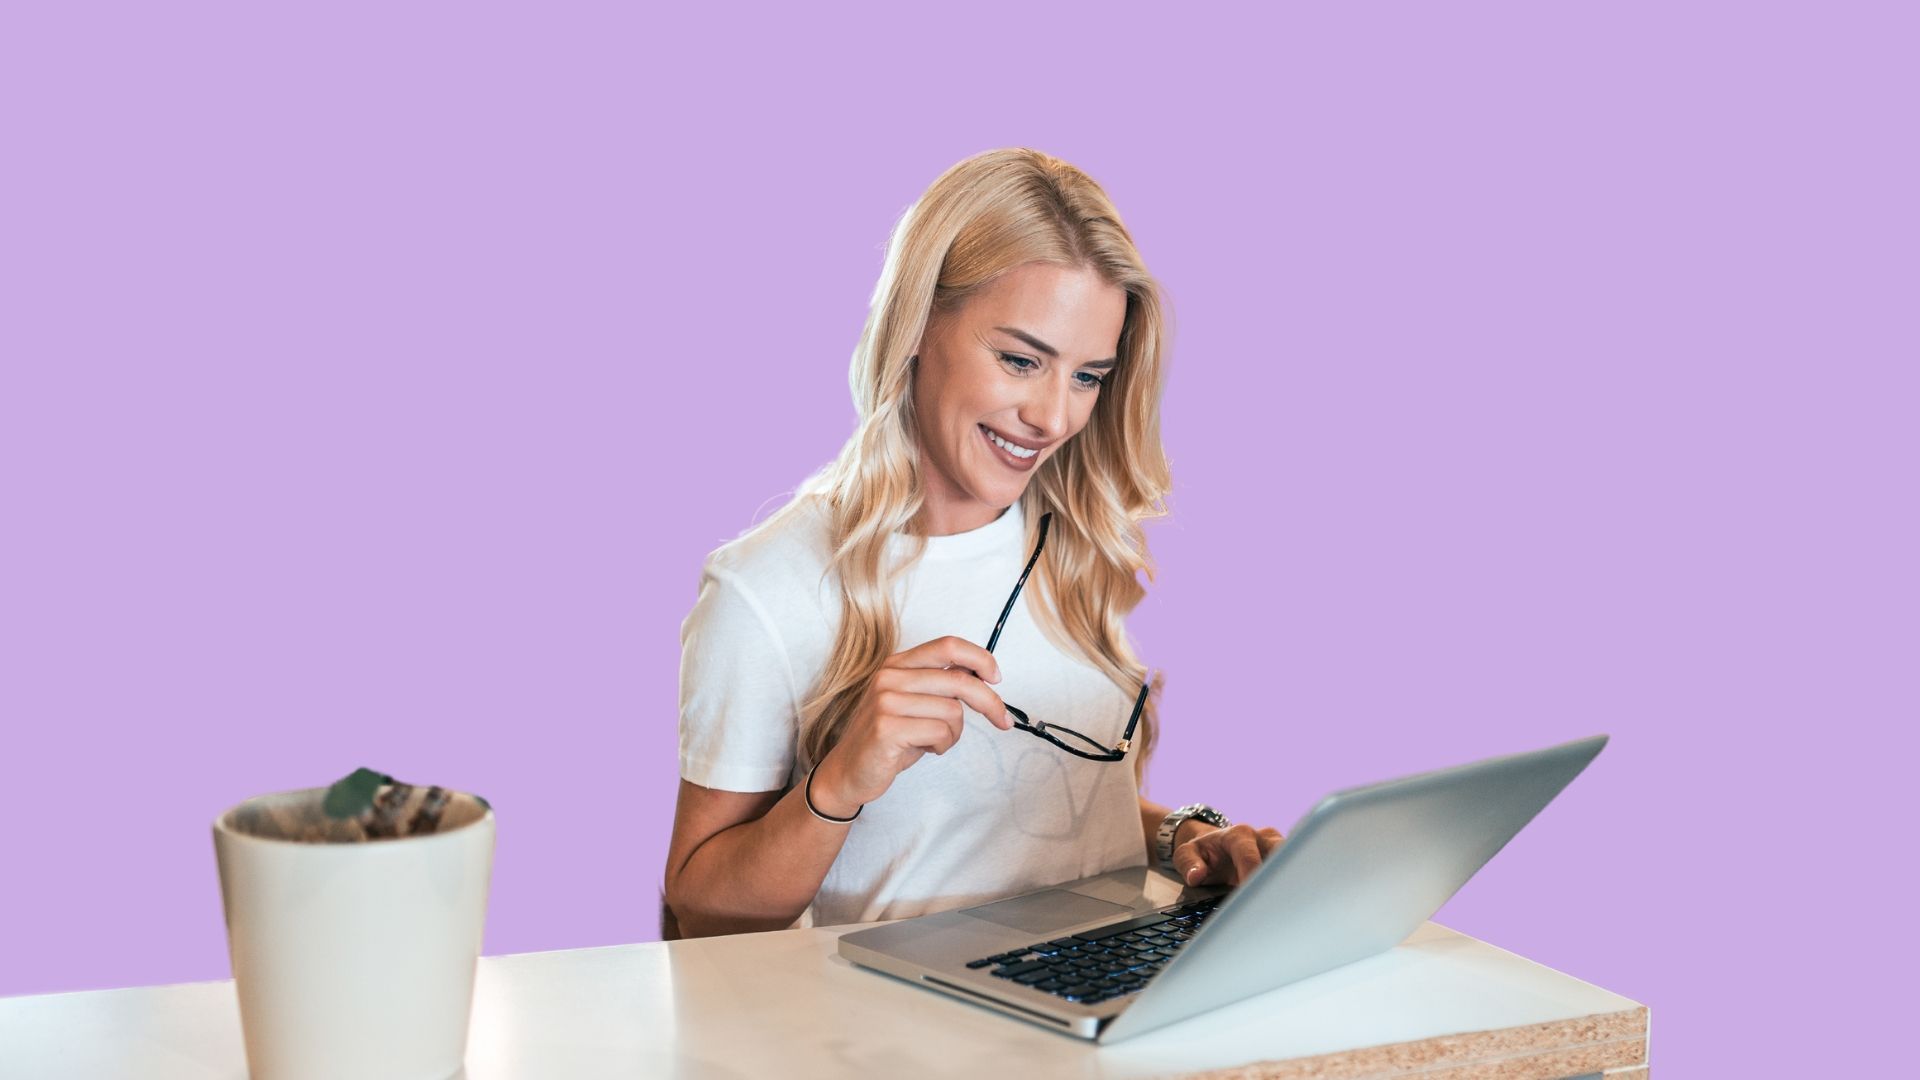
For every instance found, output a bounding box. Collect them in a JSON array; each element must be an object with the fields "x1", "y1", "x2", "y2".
[
  {"x1": 992, "y1": 960, "x2": 1048, "y2": 979},
  {"x1": 1046, "y1": 937, "x2": 1080, "y2": 949},
  {"x1": 1014, "y1": 970, "x2": 1050, "y2": 985},
  {"x1": 965, "y1": 957, "x2": 996, "y2": 969}
]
